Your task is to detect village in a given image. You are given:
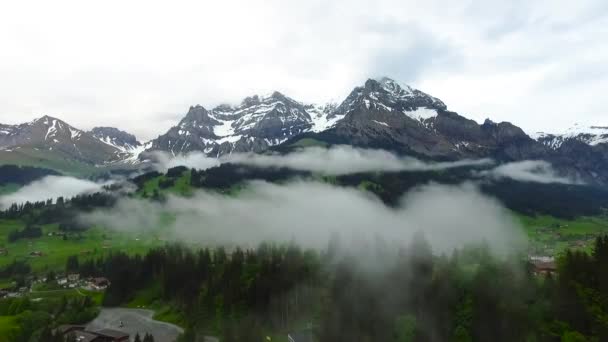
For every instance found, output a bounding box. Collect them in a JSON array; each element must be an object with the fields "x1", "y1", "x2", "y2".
[{"x1": 0, "y1": 271, "x2": 110, "y2": 299}]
